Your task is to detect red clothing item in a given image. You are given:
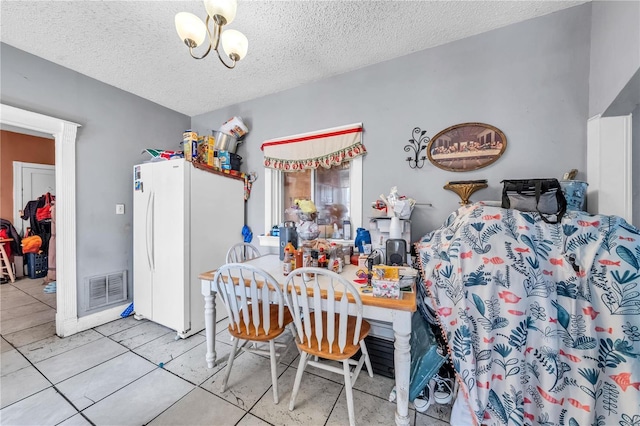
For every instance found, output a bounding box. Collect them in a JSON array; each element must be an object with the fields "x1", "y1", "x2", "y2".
[{"x1": 0, "y1": 228, "x2": 11, "y2": 257}]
